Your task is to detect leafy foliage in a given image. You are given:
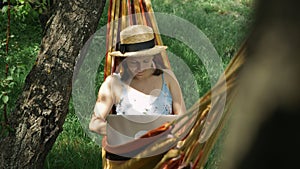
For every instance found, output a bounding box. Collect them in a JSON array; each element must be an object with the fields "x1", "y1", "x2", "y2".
[
  {"x1": 1, "y1": 0, "x2": 50, "y2": 21},
  {"x1": 0, "y1": 8, "x2": 41, "y2": 136}
]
